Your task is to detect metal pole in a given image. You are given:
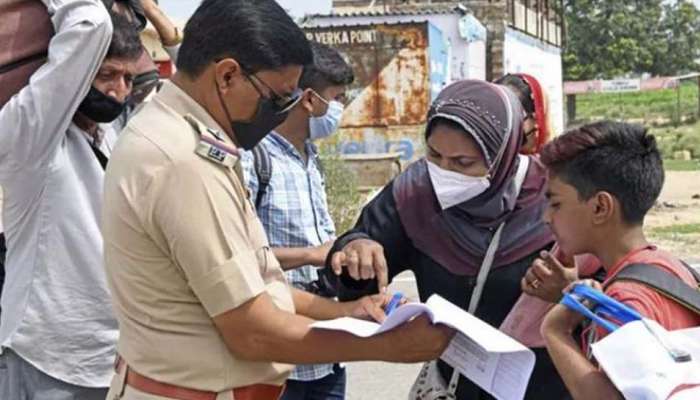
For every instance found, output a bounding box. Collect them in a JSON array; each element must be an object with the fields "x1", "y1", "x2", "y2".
[
  {"x1": 566, "y1": 94, "x2": 576, "y2": 124},
  {"x1": 697, "y1": 76, "x2": 700, "y2": 118},
  {"x1": 676, "y1": 79, "x2": 681, "y2": 126}
]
